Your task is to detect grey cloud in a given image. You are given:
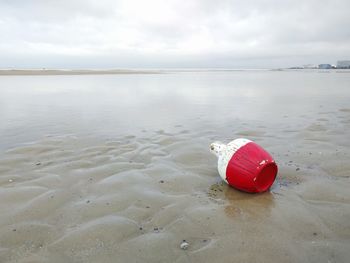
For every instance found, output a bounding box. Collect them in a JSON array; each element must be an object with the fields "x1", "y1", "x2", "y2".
[
  {"x1": 0, "y1": 0, "x2": 116, "y2": 22},
  {"x1": 0, "y1": 0, "x2": 349, "y2": 68}
]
